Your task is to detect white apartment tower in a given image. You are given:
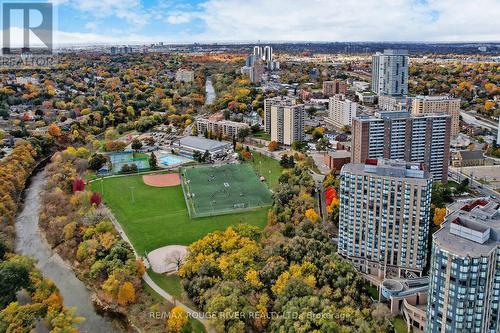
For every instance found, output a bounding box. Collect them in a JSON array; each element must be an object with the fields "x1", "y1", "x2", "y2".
[
  {"x1": 270, "y1": 104, "x2": 304, "y2": 145},
  {"x1": 371, "y1": 49, "x2": 409, "y2": 96},
  {"x1": 327, "y1": 94, "x2": 358, "y2": 128},
  {"x1": 339, "y1": 159, "x2": 433, "y2": 278}
]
